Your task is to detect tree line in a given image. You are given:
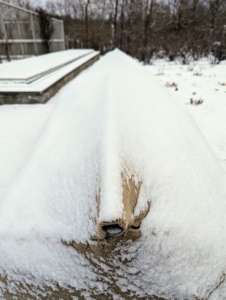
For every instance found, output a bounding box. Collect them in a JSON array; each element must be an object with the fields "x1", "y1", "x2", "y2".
[{"x1": 7, "y1": 0, "x2": 226, "y2": 64}]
